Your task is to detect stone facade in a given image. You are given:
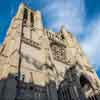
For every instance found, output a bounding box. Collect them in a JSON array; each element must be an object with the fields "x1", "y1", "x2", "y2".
[{"x1": 0, "y1": 3, "x2": 100, "y2": 100}]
